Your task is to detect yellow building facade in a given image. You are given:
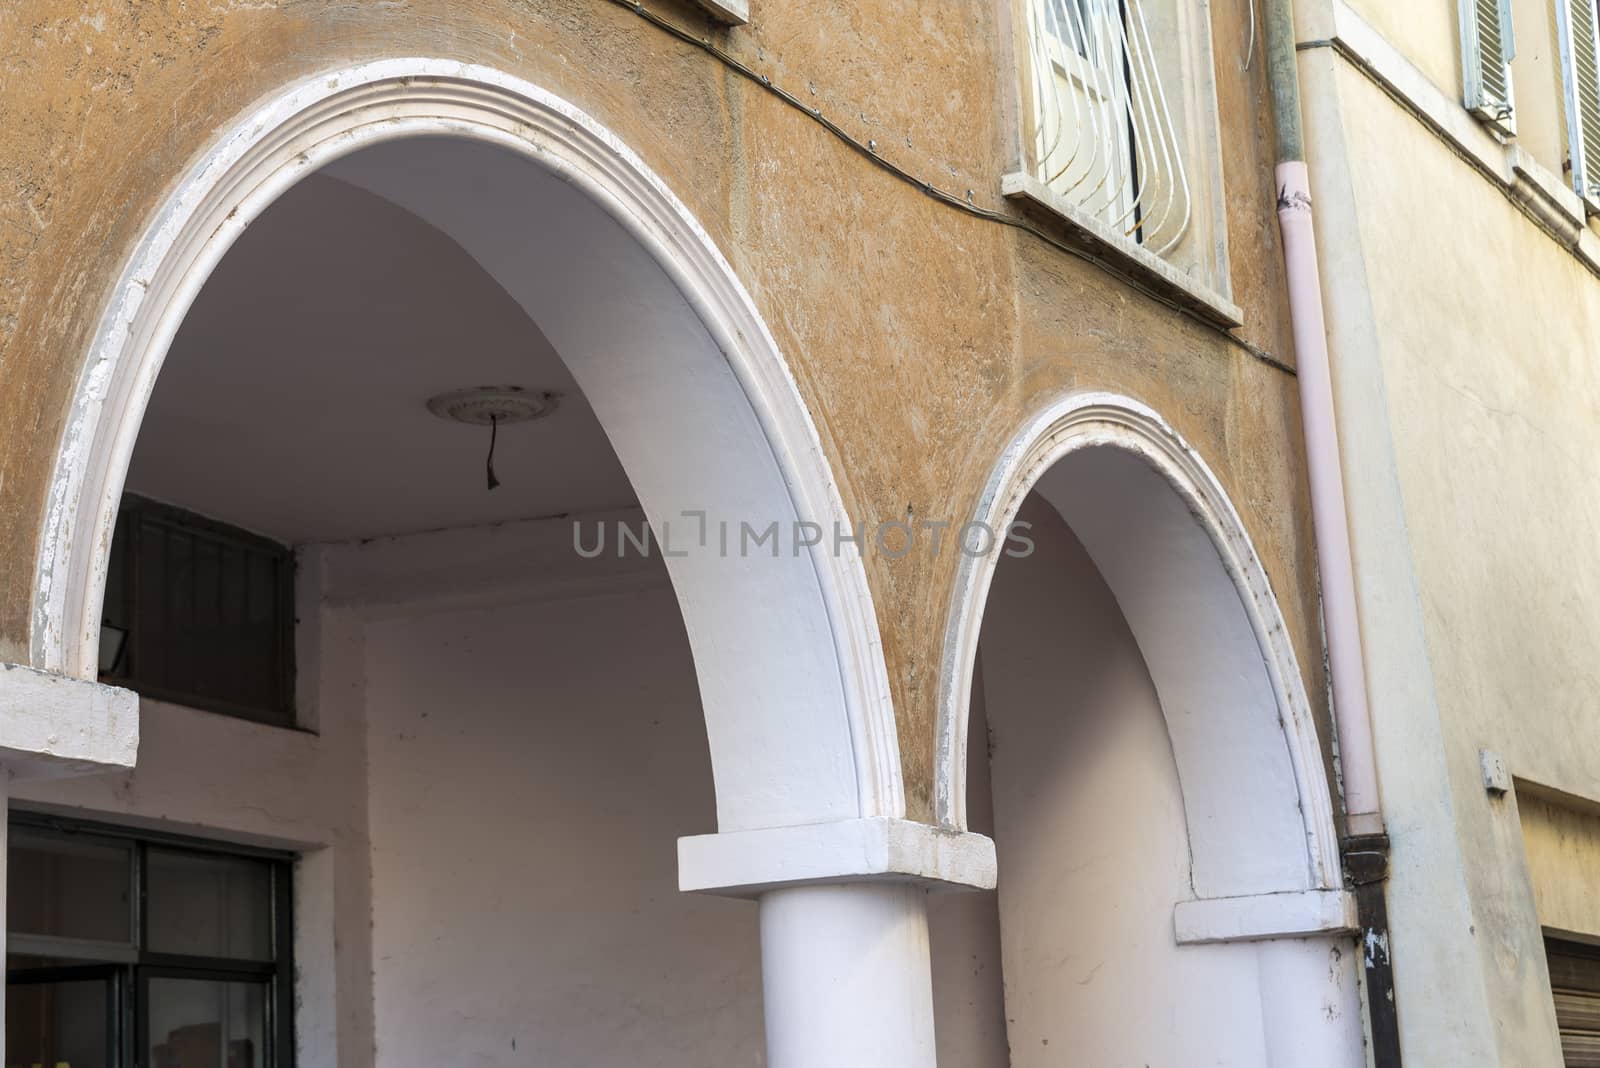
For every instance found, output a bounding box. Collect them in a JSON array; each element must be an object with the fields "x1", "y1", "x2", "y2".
[{"x1": 1298, "y1": 0, "x2": 1600, "y2": 1062}]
